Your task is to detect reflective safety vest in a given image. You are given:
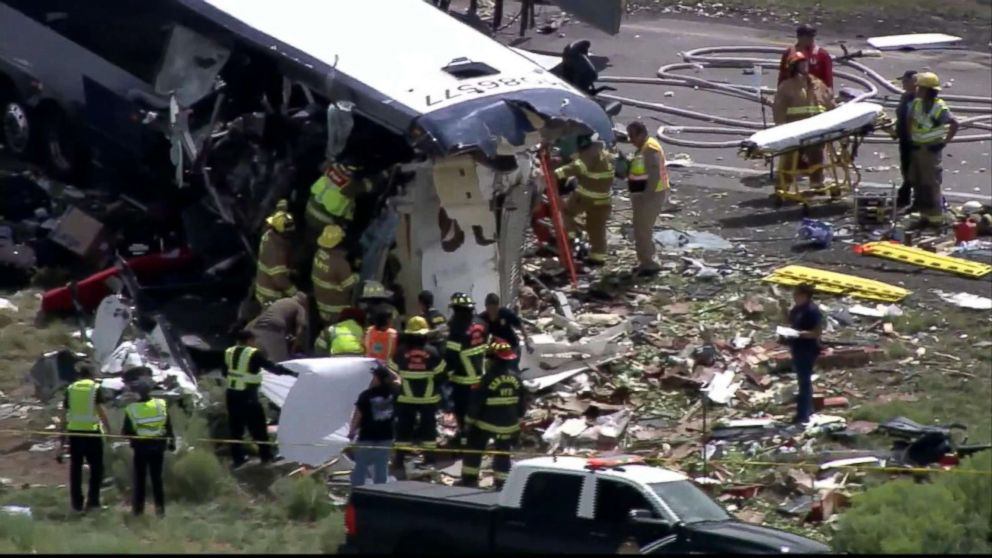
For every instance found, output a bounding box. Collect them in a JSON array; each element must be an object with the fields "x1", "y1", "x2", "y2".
[
  {"x1": 255, "y1": 230, "x2": 297, "y2": 305},
  {"x1": 66, "y1": 379, "x2": 101, "y2": 432},
  {"x1": 628, "y1": 137, "x2": 669, "y2": 192},
  {"x1": 316, "y1": 320, "x2": 365, "y2": 355},
  {"x1": 125, "y1": 398, "x2": 168, "y2": 438},
  {"x1": 365, "y1": 326, "x2": 398, "y2": 360},
  {"x1": 224, "y1": 345, "x2": 262, "y2": 391},
  {"x1": 910, "y1": 98, "x2": 950, "y2": 146},
  {"x1": 306, "y1": 167, "x2": 358, "y2": 225}
]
